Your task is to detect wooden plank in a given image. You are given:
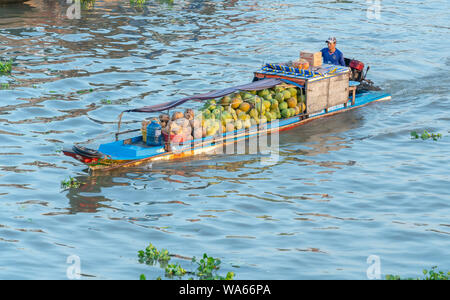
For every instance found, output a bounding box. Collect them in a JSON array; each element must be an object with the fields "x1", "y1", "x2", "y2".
[
  {"x1": 306, "y1": 77, "x2": 330, "y2": 114},
  {"x1": 348, "y1": 86, "x2": 356, "y2": 105},
  {"x1": 327, "y1": 73, "x2": 349, "y2": 107}
]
